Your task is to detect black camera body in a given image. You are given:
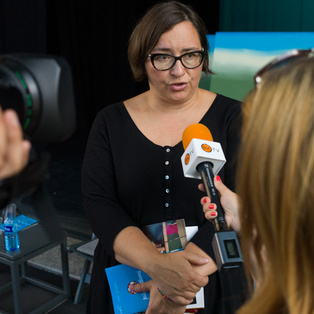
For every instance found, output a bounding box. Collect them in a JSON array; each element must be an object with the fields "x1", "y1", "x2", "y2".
[
  {"x1": 0, "y1": 54, "x2": 76, "y2": 240},
  {"x1": 0, "y1": 54, "x2": 76, "y2": 143}
]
